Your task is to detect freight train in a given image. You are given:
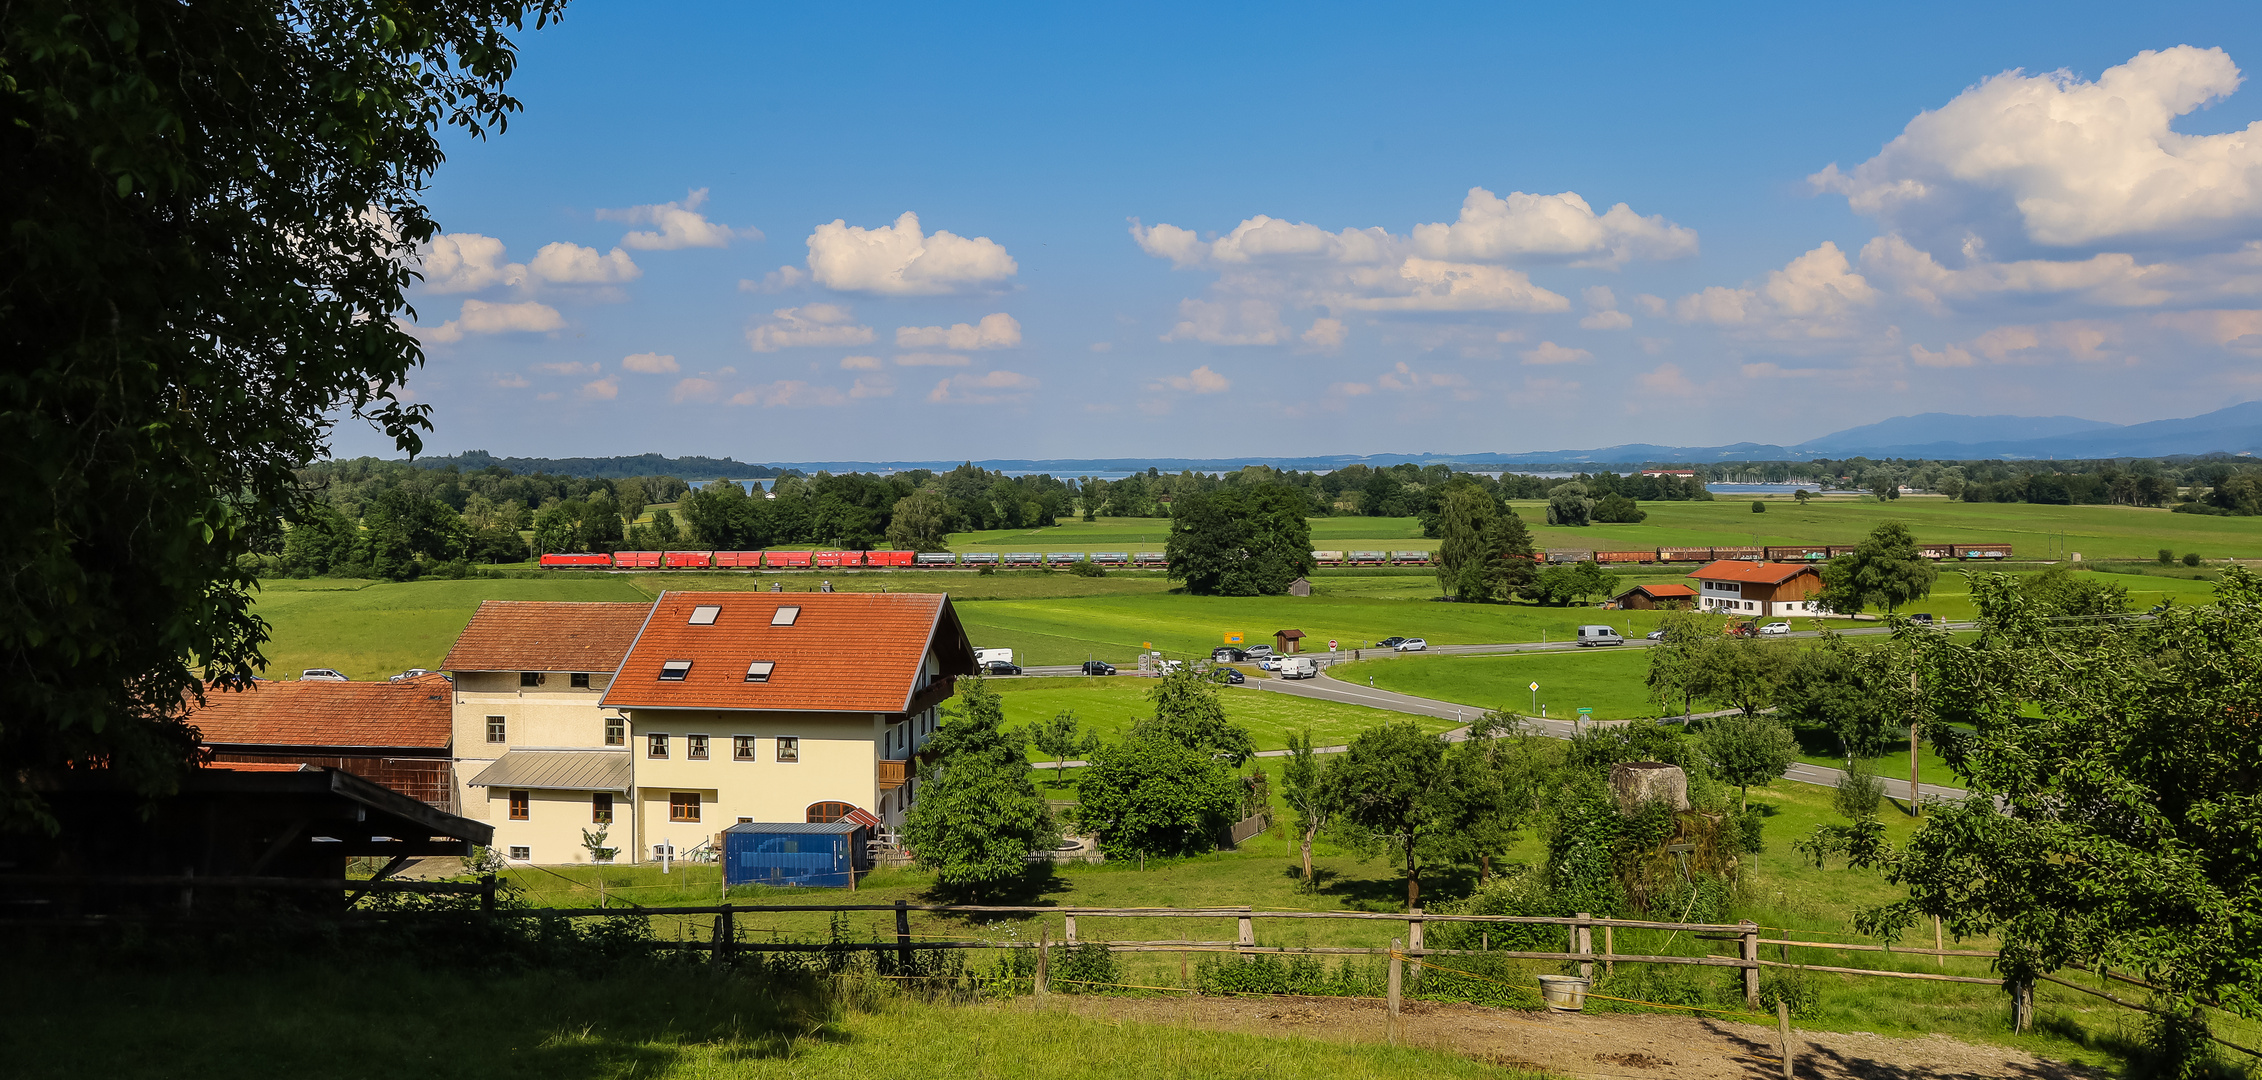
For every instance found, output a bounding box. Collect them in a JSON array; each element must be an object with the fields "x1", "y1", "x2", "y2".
[{"x1": 537, "y1": 542, "x2": 2011, "y2": 571}]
